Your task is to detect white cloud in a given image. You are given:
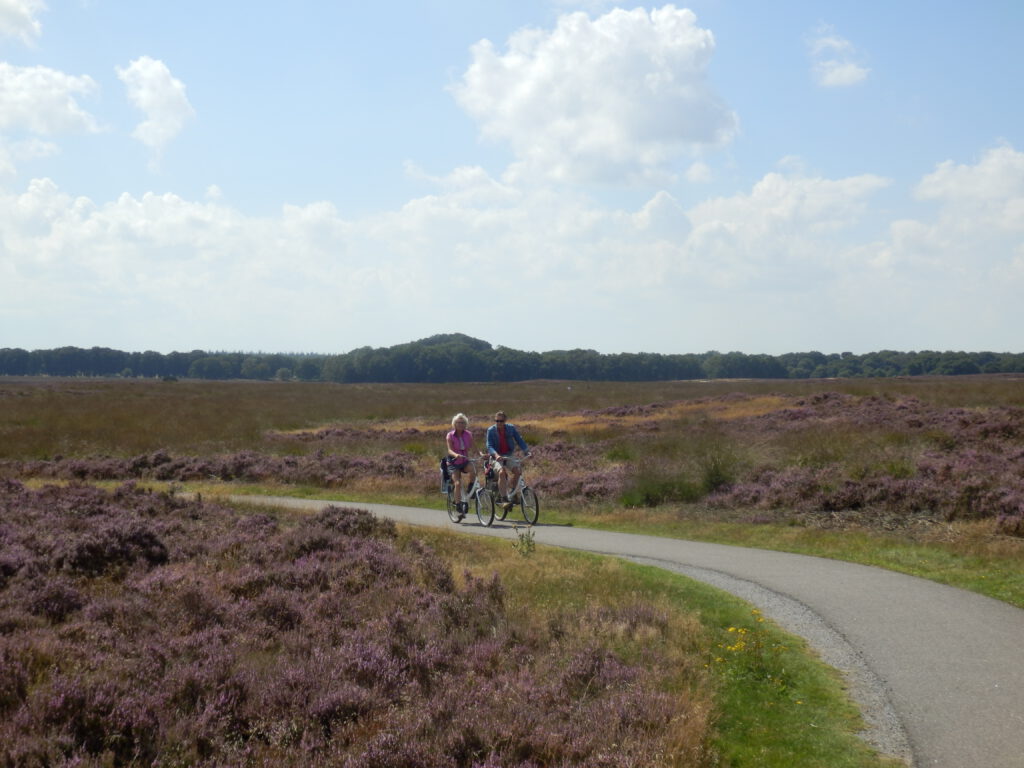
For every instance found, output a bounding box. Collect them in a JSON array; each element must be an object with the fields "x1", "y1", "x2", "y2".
[
  {"x1": 0, "y1": 0, "x2": 45, "y2": 44},
  {"x1": 877, "y1": 145, "x2": 1024, "y2": 272},
  {"x1": 915, "y1": 144, "x2": 1024, "y2": 207},
  {"x1": 0, "y1": 136, "x2": 58, "y2": 178},
  {"x1": 809, "y1": 26, "x2": 869, "y2": 87},
  {"x1": 116, "y1": 56, "x2": 195, "y2": 163},
  {"x1": 3, "y1": 146, "x2": 1022, "y2": 354},
  {"x1": 685, "y1": 161, "x2": 712, "y2": 183},
  {"x1": 451, "y1": 5, "x2": 738, "y2": 184},
  {"x1": 684, "y1": 169, "x2": 891, "y2": 288},
  {"x1": 840, "y1": 146, "x2": 1024, "y2": 348},
  {"x1": 0, "y1": 63, "x2": 99, "y2": 134},
  {"x1": 815, "y1": 60, "x2": 870, "y2": 88}
]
